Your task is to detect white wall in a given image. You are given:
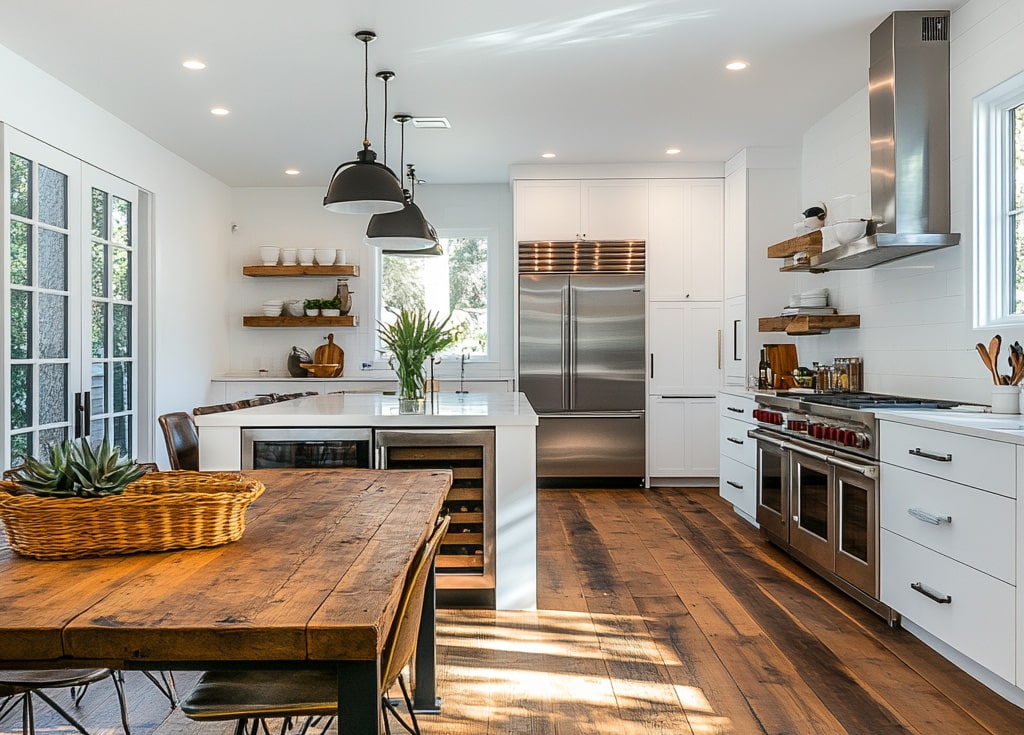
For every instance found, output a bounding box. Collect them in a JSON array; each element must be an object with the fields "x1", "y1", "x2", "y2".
[
  {"x1": 793, "y1": 0, "x2": 1024, "y2": 405},
  {"x1": 228, "y1": 183, "x2": 514, "y2": 379},
  {"x1": 0, "y1": 43, "x2": 232, "y2": 464}
]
